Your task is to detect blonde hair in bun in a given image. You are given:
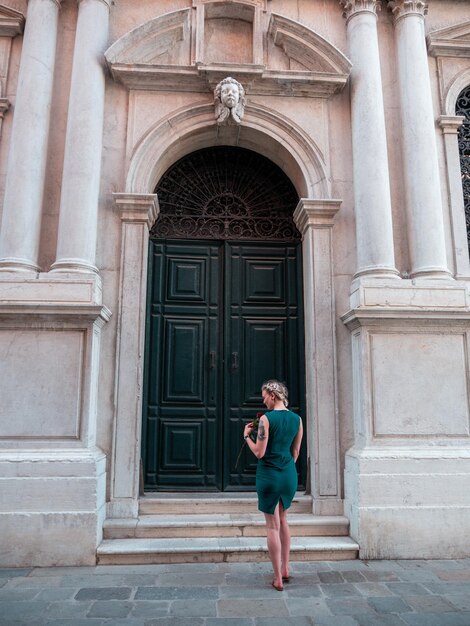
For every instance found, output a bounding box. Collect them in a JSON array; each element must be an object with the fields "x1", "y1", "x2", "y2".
[{"x1": 261, "y1": 380, "x2": 289, "y2": 407}]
